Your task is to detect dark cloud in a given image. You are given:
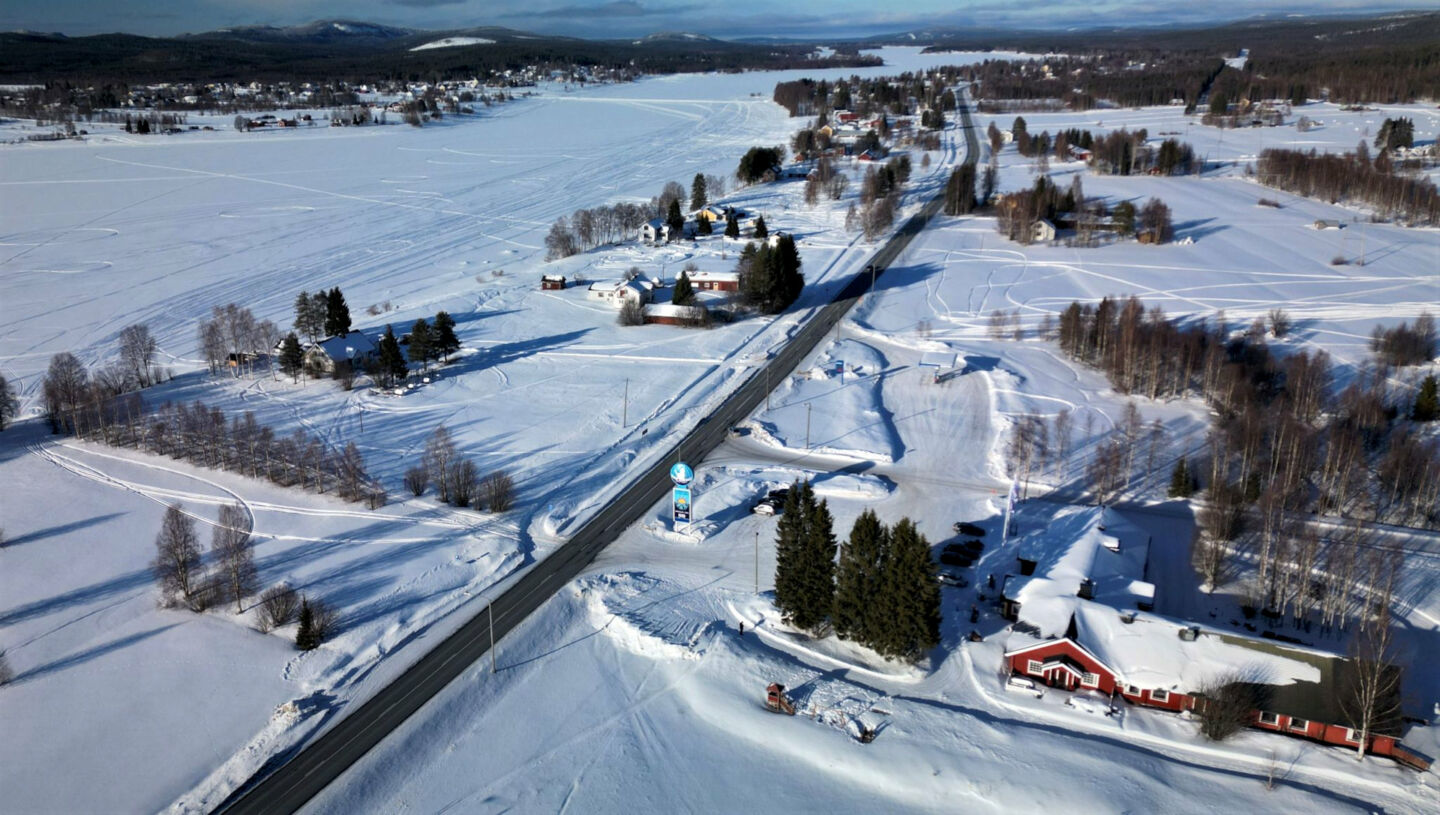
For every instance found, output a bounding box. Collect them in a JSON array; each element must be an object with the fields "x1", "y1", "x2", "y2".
[{"x1": 386, "y1": 0, "x2": 469, "y2": 7}]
